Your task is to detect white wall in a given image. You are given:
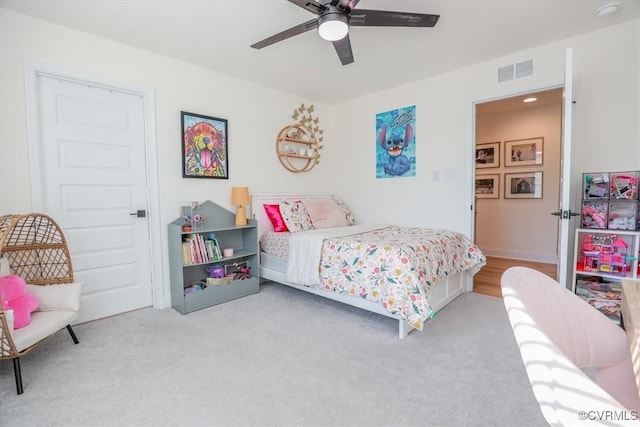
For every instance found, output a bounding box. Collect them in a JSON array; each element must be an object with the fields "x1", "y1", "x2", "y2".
[
  {"x1": 475, "y1": 105, "x2": 562, "y2": 262},
  {"x1": 328, "y1": 19, "x2": 639, "y2": 239},
  {"x1": 1, "y1": 8, "x2": 638, "y2": 304},
  {"x1": 0, "y1": 9, "x2": 332, "y2": 307},
  {"x1": 0, "y1": 9, "x2": 333, "y2": 213}
]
